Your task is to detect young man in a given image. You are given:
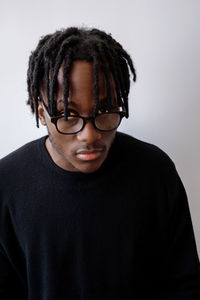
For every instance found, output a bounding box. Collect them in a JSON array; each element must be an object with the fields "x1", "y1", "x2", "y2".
[{"x1": 0, "y1": 27, "x2": 200, "y2": 299}]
